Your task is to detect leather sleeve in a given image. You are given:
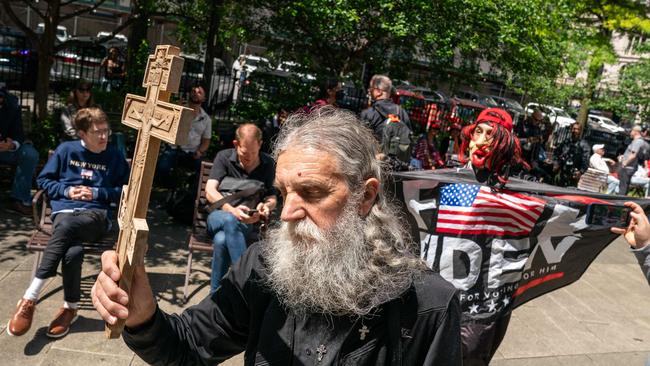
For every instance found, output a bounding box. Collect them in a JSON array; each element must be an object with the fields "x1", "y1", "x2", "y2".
[{"x1": 123, "y1": 245, "x2": 266, "y2": 365}]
